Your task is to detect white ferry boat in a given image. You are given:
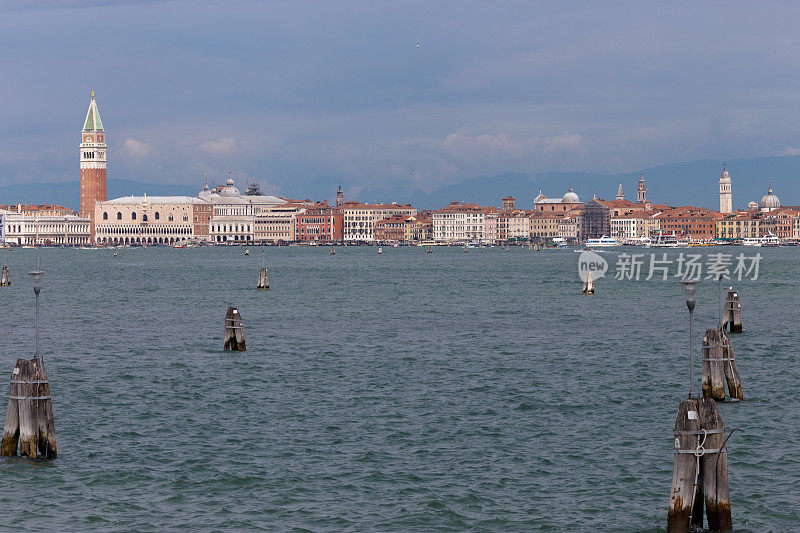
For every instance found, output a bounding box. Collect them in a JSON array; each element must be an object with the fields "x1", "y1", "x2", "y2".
[
  {"x1": 585, "y1": 236, "x2": 621, "y2": 247},
  {"x1": 651, "y1": 231, "x2": 679, "y2": 248},
  {"x1": 742, "y1": 233, "x2": 780, "y2": 247}
]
